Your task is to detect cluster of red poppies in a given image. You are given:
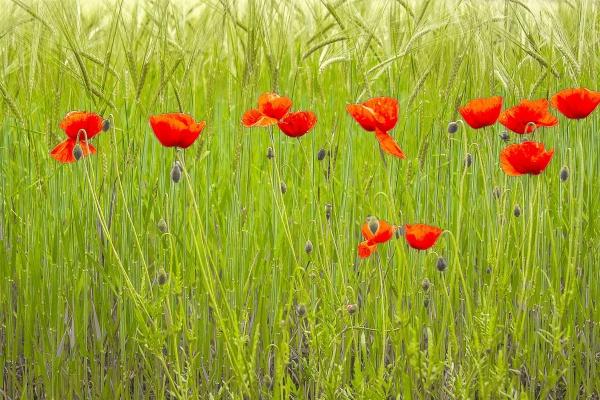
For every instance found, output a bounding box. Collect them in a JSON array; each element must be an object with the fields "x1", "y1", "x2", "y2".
[{"x1": 49, "y1": 88, "x2": 600, "y2": 260}]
